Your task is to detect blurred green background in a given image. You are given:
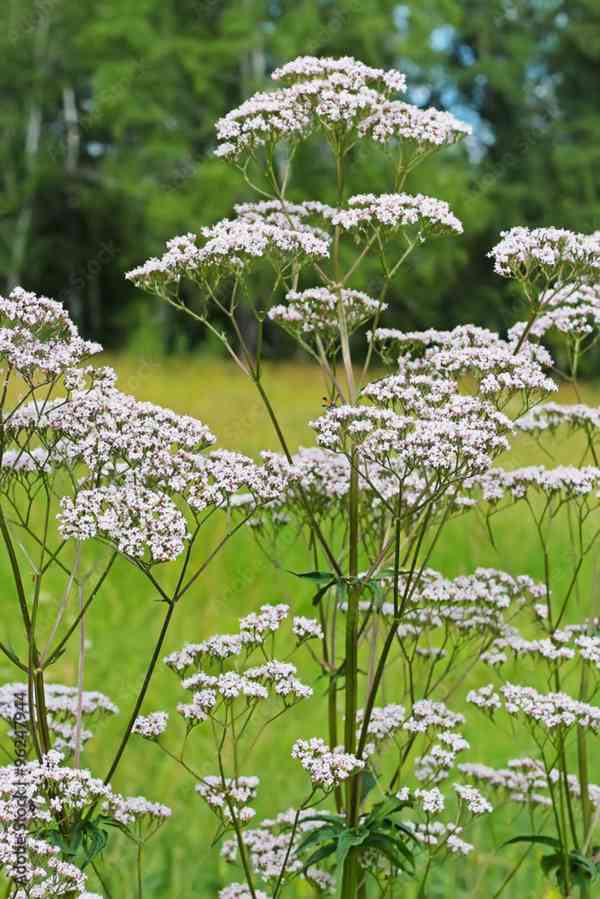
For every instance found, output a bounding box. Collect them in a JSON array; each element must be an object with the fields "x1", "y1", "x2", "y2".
[{"x1": 2, "y1": 0, "x2": 599, "y2": 353}]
